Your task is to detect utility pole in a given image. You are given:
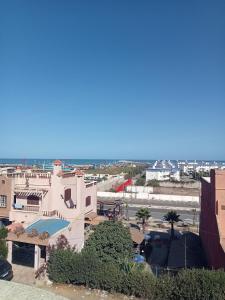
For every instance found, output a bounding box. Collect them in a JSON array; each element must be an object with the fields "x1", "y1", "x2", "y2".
[{"x1": 184, "y1": 234, "x2": 187, "y2": 269}]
